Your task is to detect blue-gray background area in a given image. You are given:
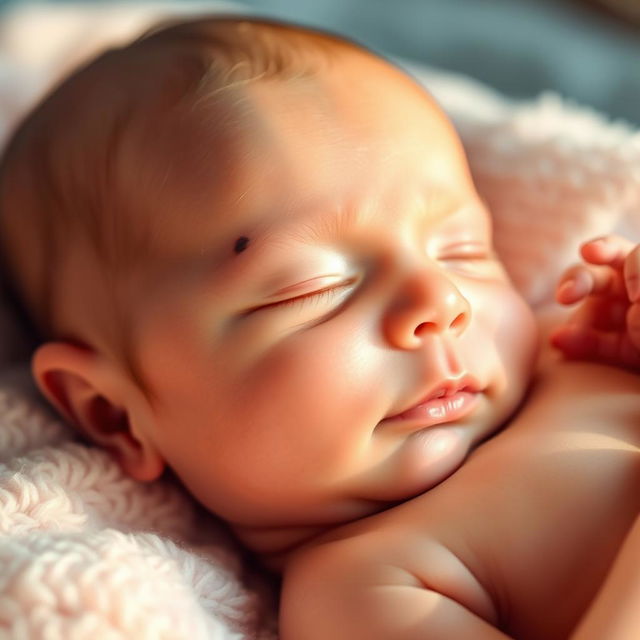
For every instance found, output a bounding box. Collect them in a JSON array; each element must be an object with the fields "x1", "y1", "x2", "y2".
[{"x1": 1, "y1": 0, "x2": 639, "y2": 125}]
